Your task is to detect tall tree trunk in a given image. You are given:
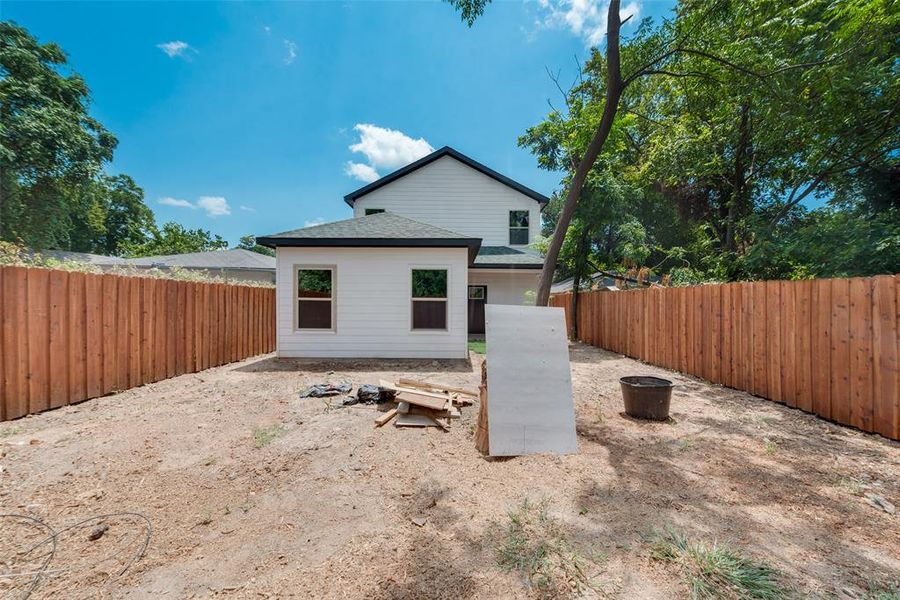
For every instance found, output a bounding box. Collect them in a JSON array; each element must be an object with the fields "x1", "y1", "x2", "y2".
[
  {"x1": 569, "y1": 225, "x2": 592, "y2": 339},
  {"x1": 535, "y1": 0, "x2": 624, "y2": 306},
  {"x1": 726, "y1": 102, "x2": 751, "y2": 252}
]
